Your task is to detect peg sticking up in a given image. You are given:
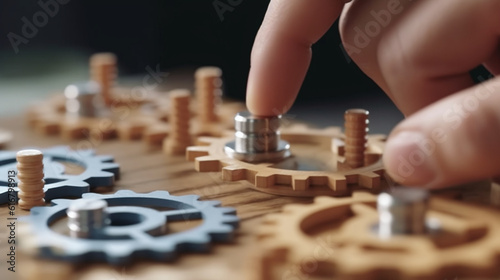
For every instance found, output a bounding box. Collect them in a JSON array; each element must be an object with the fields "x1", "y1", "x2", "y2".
[
  {"x1": 163, "y1": 89, "x2": 192, "y2": 155},
  {"x1": 344, "y1": 109, "x2": 369, "y2": 168},
  {"x1": 90, "y1": 53, "x2": 117, "y2": 107},
  {"x1": 195, "y1": 67, "x2": 222, "y2": 123},
  {"x1": 16, "y1": 149, "x2": 45, "y2": 210}
]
